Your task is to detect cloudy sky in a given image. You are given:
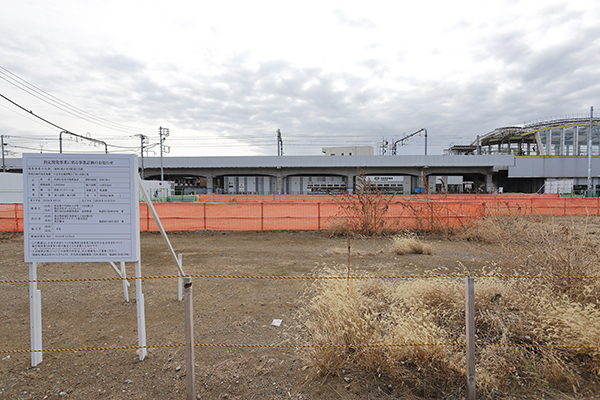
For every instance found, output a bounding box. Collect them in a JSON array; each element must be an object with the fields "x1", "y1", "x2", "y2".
[{"x1": 1, "y1": 0, "x2": 599, "y2": 159}]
